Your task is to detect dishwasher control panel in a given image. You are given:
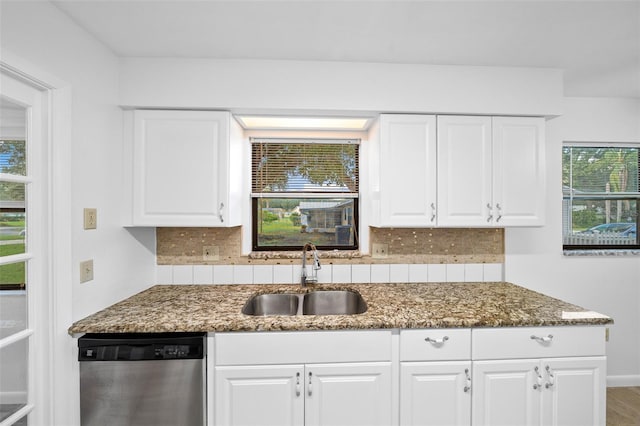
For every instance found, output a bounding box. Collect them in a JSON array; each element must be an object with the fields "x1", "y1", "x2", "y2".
[{"x1": 78, "y1": 333, "x2": 205, "y2": 361}]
